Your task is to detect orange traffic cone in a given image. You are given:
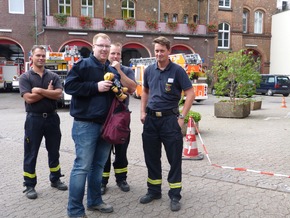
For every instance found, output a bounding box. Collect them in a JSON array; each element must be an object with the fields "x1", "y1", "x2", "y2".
[
  {"x1": 281, "y1": 97, "x2": 287, "y2": 108},
  {"x1": 182, "y1": 116, "x2": 204, "y2": 160}
]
